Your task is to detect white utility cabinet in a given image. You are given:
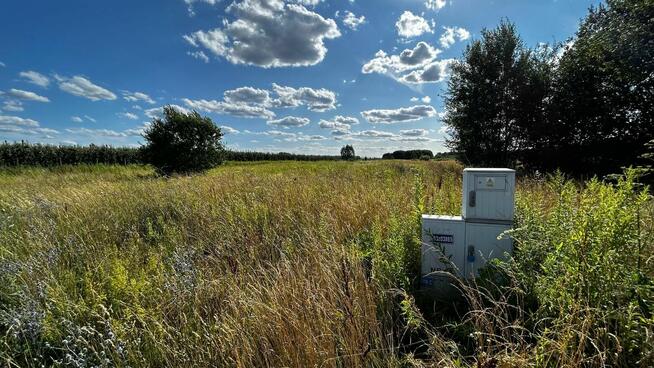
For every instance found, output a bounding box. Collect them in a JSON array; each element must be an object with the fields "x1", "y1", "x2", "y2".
[
  {"x1": 421, "y1": 168, "x2": 515, "y2": 290},
  {"x1": 462, "y1": 168, "x2": 515, "y2": 223}
]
